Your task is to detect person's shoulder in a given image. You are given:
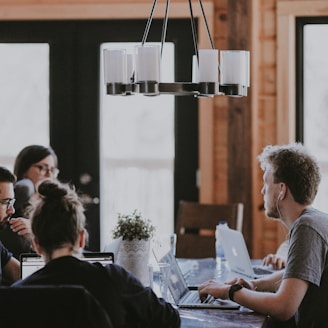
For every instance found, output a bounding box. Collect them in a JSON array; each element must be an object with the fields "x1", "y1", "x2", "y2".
[
  {"x1": 293, "y1": 207, "x2": 328, "y2": 235},
  {"x1": 77, "y1": 259, "x2": 124, "y2": 276},
  {"x1": 95, "y1": 262, "x2": 143, "y2": 284},
  {"x1": 0, "y1": 240, "x2": 13, "y2": 258},
  {"x1": 296, "y1": 207, "x2": 327, "y2": 223}
]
